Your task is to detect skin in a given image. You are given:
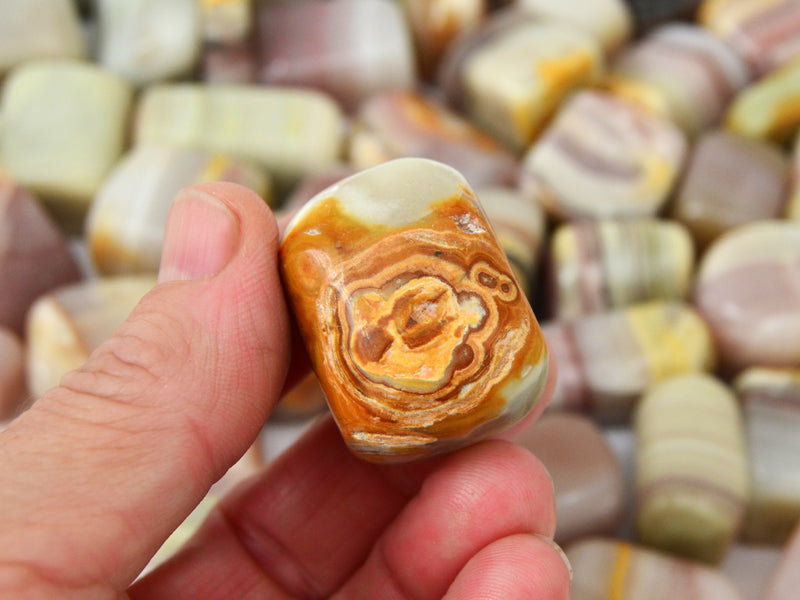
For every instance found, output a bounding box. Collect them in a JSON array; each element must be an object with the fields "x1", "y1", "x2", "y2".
[{"x1": 0, "y1": 183, "x2": 570, "y2": 599}]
